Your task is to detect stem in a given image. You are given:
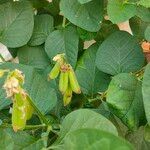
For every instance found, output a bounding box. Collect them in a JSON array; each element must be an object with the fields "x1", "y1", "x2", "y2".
[
  {"x1": 0, "y1": 54, "x2": 5, "y2": 62},
  {"x1": 62, "y1": 17, "x2": 66, "y2": 28},
  {"x1": 0, "y1": 123, "x2": 46, "y2": 130},
  {"x1": 27, "y1": 96, "x2": 49, "y2": 125}
]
